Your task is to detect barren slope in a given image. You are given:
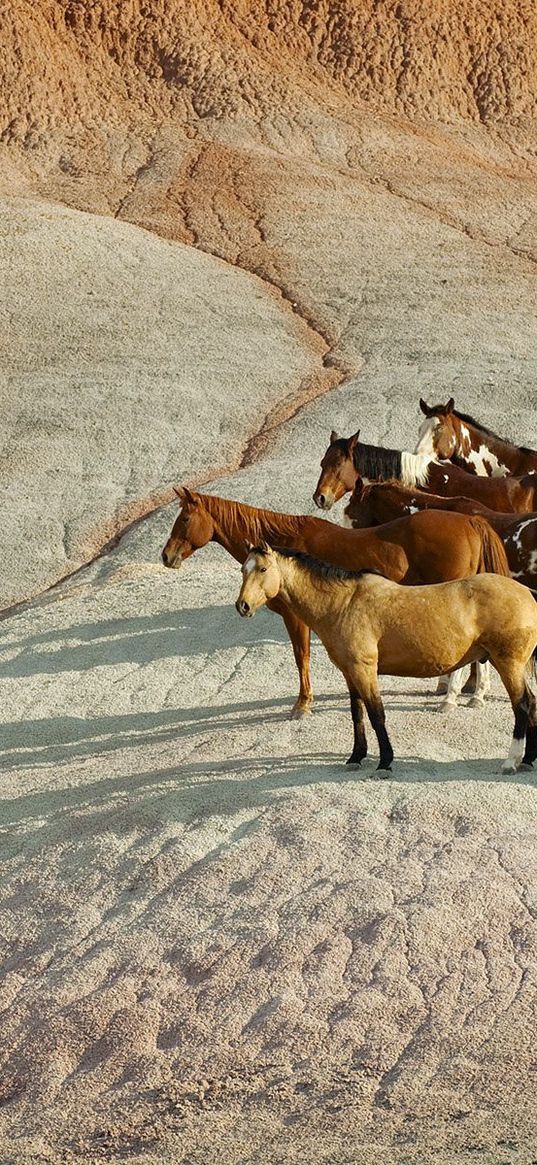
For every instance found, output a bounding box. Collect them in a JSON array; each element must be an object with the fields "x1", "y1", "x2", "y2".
[
  {"x1": 2, "y1": 3, "x2": 537, "y2": 1162},
  {"x1": 2, "y1": 387, "x2": 537, "y2": 1164},
  {"x1": 0, "y1": 195, "x2": 331, "y2": 607}
]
